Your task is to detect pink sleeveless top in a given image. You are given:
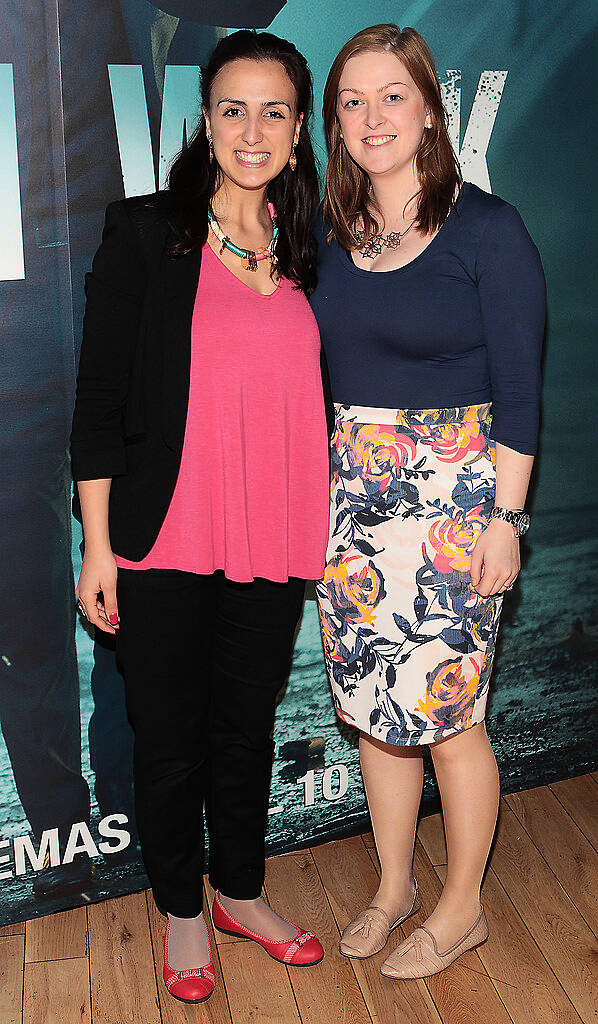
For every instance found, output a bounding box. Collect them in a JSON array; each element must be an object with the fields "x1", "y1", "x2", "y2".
[{"x1": 115, "y1": 243, "x2": 329, "y2": 582}]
